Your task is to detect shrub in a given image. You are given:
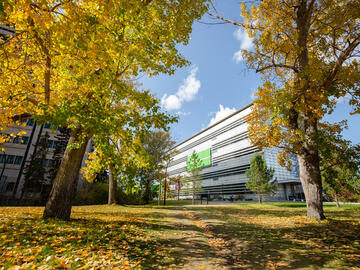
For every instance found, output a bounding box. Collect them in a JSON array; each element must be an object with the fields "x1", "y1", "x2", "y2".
[
  {"x1": 117, "y1": 190, "x2": 143, "y2": 205},
  {"x1": 74, "y1": 183, "x2": 109, "y2": 205}
]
